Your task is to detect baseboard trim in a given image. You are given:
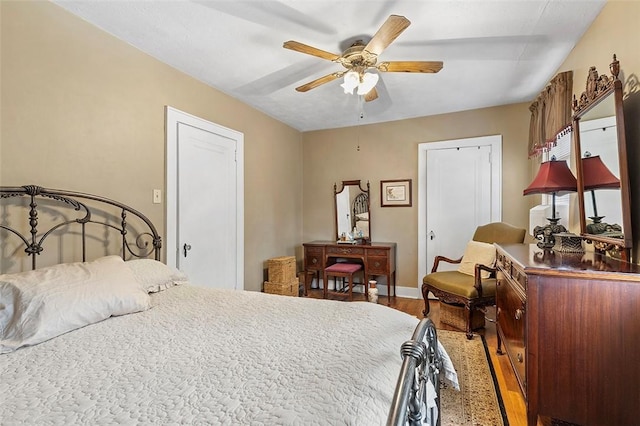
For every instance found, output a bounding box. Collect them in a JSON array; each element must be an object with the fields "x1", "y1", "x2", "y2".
[
  {"x1": 320, "y1": 283, "x2": 422, "y2": 299},
  {"x1": 379, "y1": 285, "x2": 421, "y2": 299},
  {"x1": 317, "y1": 279, "x2": 422, "y2": 299}
]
